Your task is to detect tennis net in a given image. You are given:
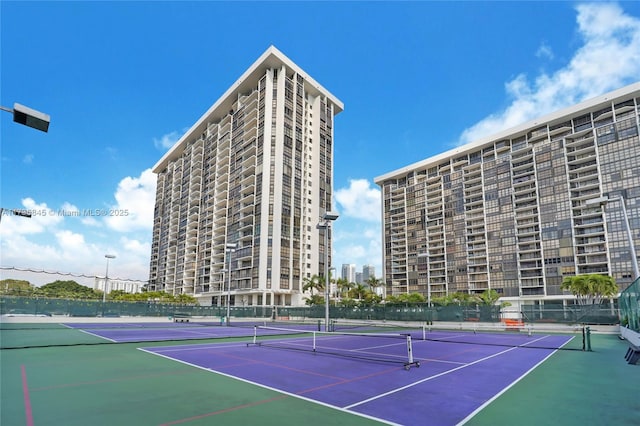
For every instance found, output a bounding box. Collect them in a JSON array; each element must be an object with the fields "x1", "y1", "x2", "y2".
[
  {"x1": 330, "y1": 320, "x2": 591, "y2": 351},
  {"x1": 247, "y1": 325, "x2": 420, "y2": 369}
]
